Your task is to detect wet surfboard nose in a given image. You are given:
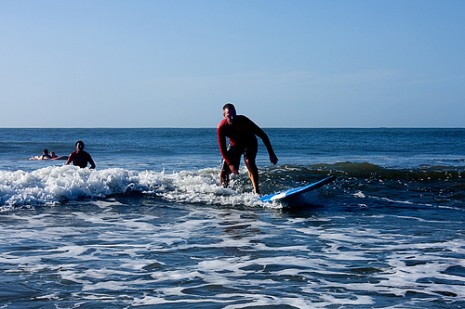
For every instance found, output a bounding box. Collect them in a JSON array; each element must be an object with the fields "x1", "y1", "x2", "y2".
[{"x1": 260, "y1": 176, "x2": 336, "y2": 203}]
